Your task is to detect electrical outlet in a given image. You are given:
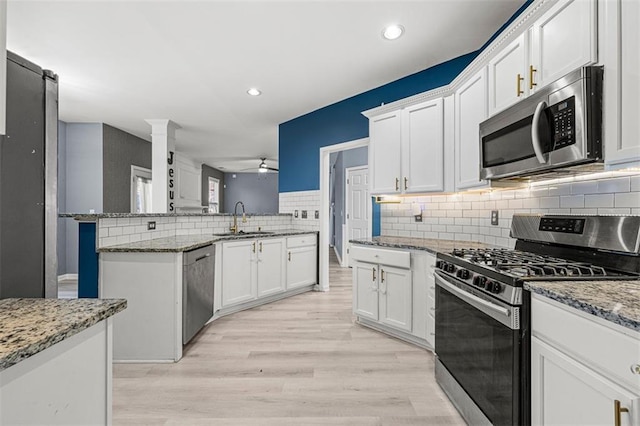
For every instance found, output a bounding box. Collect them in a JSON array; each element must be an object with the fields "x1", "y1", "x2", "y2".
[
  {"x1": 491, "y1": 211, "x2": 499, "y2": 226},
  {"x1": 294, "y1": 210, "x2": 299, "y2": 218},
  {"x1": 301, "y1": 210, "x2": 308, "y2": 219},
  {"x1": 147, "y1": 221, "x2": 156, "y2": 230},
  {"x1": 315, "y1": 210, "x2": 319, "y2": 219}
]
